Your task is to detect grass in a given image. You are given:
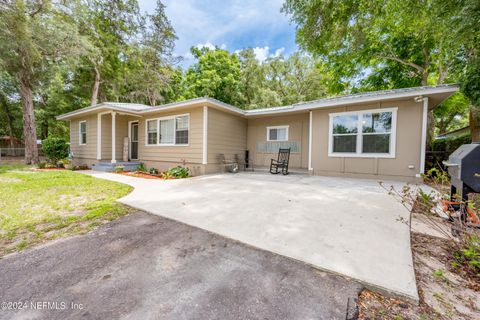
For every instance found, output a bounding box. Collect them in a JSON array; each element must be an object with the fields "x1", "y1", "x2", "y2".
[{"x1": 0, "y1": 164, "x2": 133, "y2": 256}]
